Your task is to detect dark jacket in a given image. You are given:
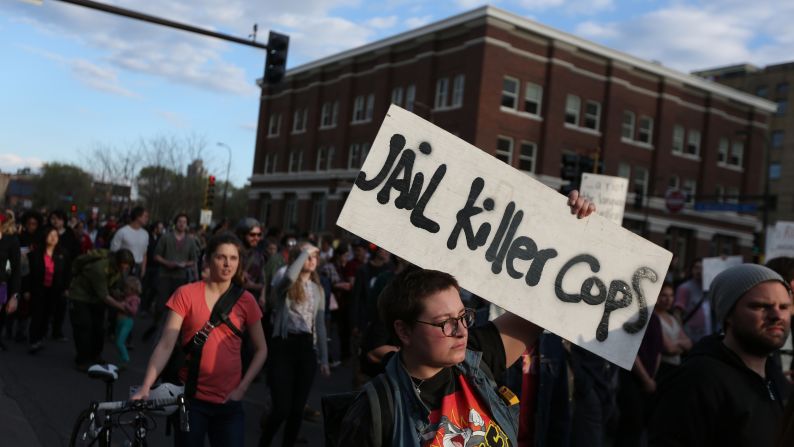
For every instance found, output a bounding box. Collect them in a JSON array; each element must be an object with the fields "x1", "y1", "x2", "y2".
[
  {"x1": 649, "y1": 334, "x2": 786, "y2": 447},
  {"x1": 27, "y1": 247, "x2": 69, "y2": 295},
  {"x1": 0, "y1": 235, "x2": 21, "y2": 297}
]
